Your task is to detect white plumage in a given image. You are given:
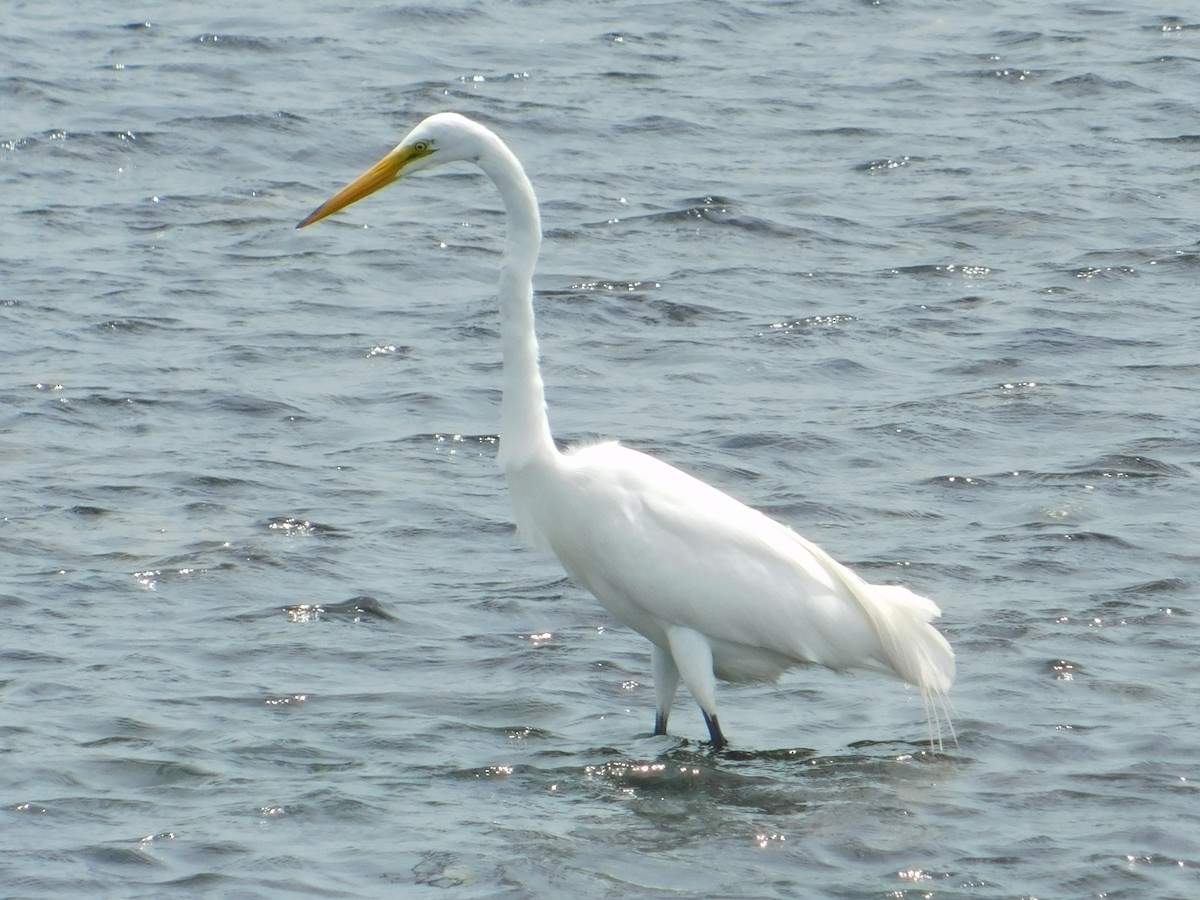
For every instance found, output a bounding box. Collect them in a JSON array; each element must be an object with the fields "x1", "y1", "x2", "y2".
[{"x1": 299, "y1": 112, "x2": 955, "y2": 750}]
